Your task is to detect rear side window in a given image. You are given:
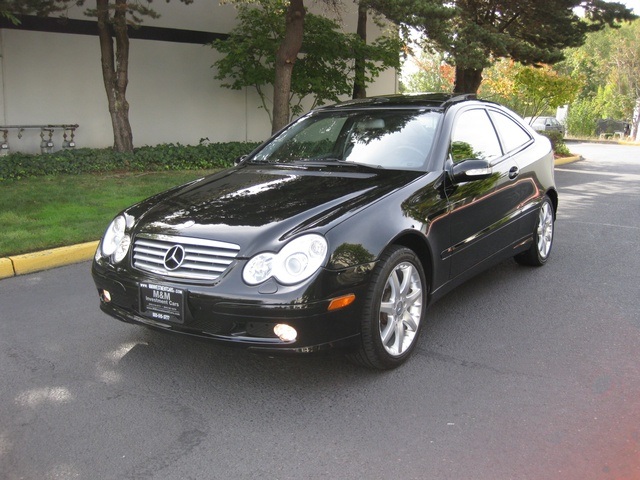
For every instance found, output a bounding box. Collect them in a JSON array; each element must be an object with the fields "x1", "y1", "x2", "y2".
[
  {"x1": 489, "y1": 111, "x2": 532, "y2": 154},
  {"x1": 450, "y1": 109, "x2": 502, "y2": 163}
]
